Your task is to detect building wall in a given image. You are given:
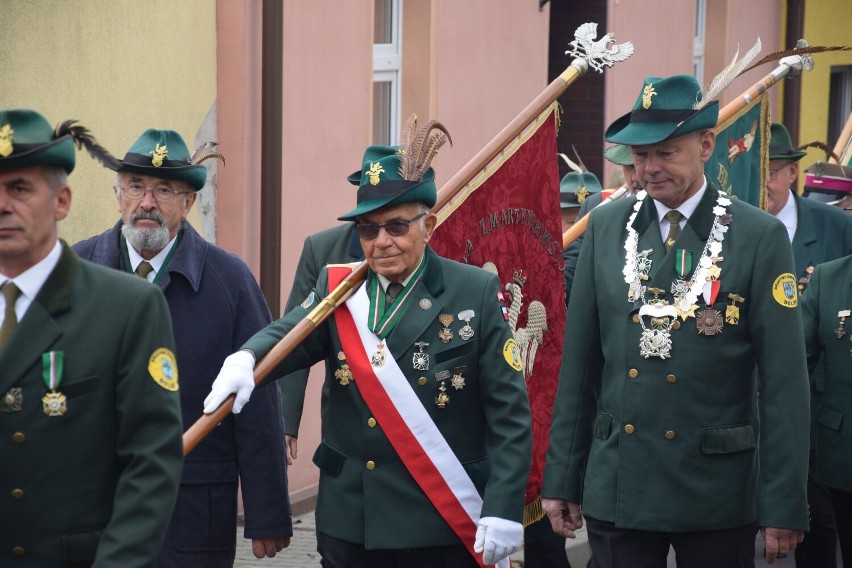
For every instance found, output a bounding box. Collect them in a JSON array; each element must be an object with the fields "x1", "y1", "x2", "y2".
[
  {"x1": 0, "y1": 0, "x2": 217, "y2": 246},
  {"x1": 799, "y1": 0, "x2": 852, "y2": 162}
]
